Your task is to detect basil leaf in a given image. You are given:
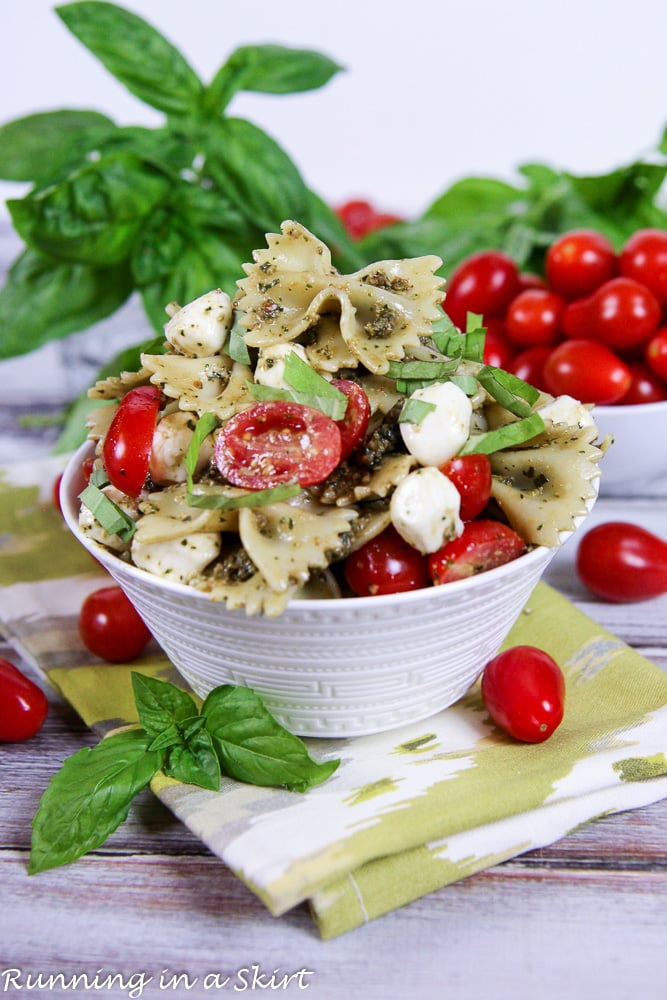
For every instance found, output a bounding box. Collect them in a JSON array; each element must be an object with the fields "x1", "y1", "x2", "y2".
[
  {"x1": 388, "y1": 358, "x2": 460, "y2": 381},
  {"x1": 8, "y1": 151, "x2": 169, "y2": 266},
  {"x1": 0, "y1": 250, "x2": 133, "y2": 360},
  {"x1": 79, "y1": 481, "x2": 136, "y2": 541},
  {"x1": 0, "y1": 109, "x2": 114, "y2": 183},
  {"x1": 203, "y1": 118, "x2": 309, "y2": 233},
  {"x1": 477, "y1": 365, "x2": 540, "y2": 417},
  {"x1": 131, "y1": 673, "x2": 200, "y2": 738},
  {"x1": 224, "y1": 314, "x2": 251, "y2": 365},
  {"x1": 163, "y1": 727, "x2": 221, "y2": 792},
  {"x1": 247, "y1": 351, "x2": 348, "y2": 418},
  {"x1": 141, "y1": 227, "x2": 258, "y2": 331},
  {"x1": 56, "y1": 1, "x2": 204, "y2": 116},
  {"x1": 460, "y1": 413, "x2": 545, "y2": 456},
  {"x1": 248, "y1": 382, "x2": 349, "y2": 419},
  {"x1": 184, "y1": 412, "x2": 217, "y2": 492},
  {"x1": 186, "y1": 481, "x2": 301, "y2": 511},
  {"x1": 425, "y1": 175, "x2": 523, "y2": 227},
  {"x1": 206, "y1": 44, "x2": 342, "y2": 112},
  {"x1": 29, "y1": 729, "x2": 162, "y2": 874},
  {"x1": 202, "y1": 685, "x2": 340, "y2": 792},
  {"x1": 399, "y1": 399, "x2": 436, "y2": 424}
]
